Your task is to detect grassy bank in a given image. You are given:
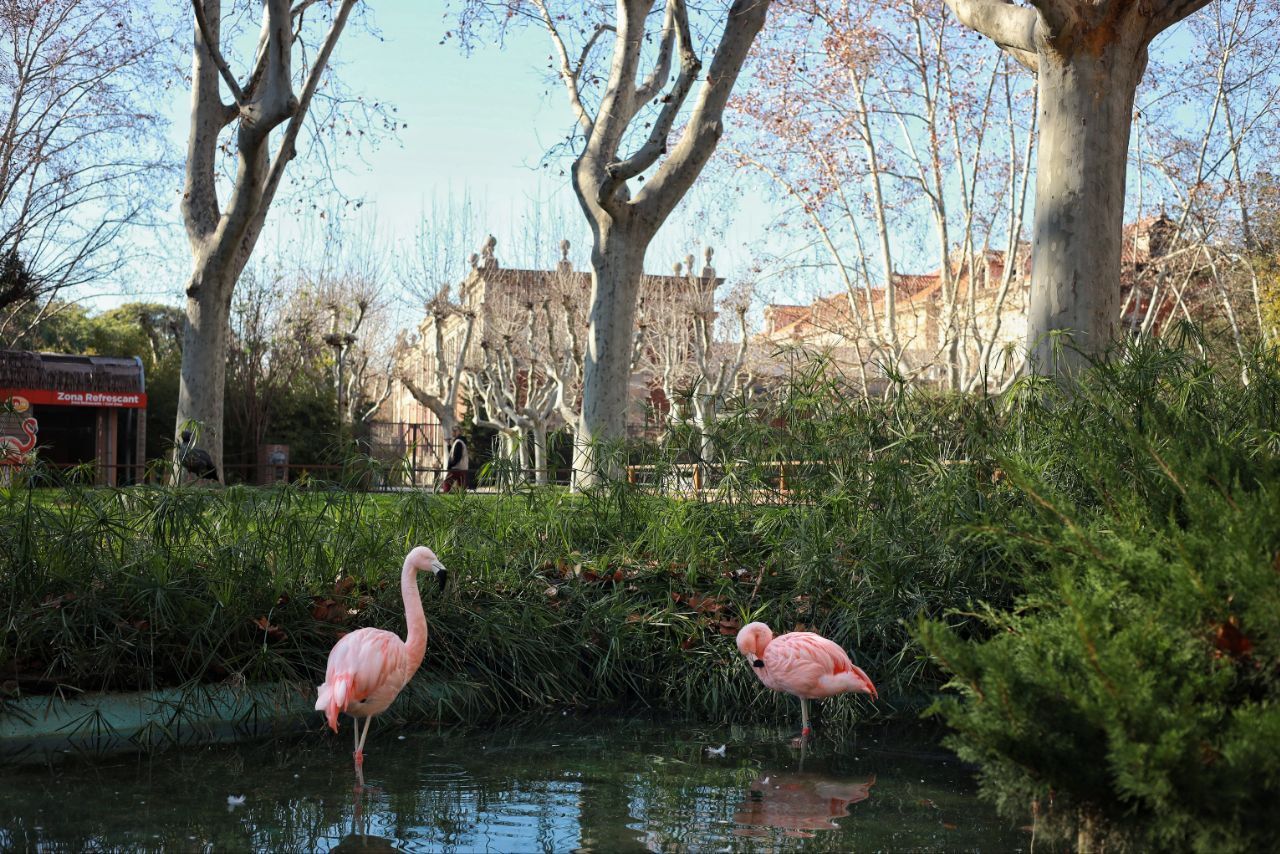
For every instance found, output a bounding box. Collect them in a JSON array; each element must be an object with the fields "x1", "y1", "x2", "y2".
[
  {"x1": 0, "y1": 479, "x2": 1001, "y2": 731},
  {"x1": 2, "y1": 364, "x2": 1030, "y2": 733}
]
